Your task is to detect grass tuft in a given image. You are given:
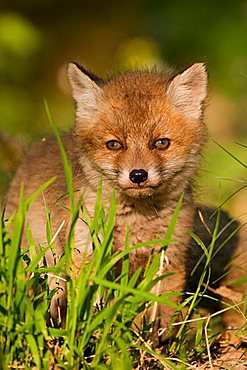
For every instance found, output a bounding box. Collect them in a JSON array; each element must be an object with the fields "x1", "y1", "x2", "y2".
[{"x1": 1, "y1": 110, "x2": 246, "y2": 369}]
